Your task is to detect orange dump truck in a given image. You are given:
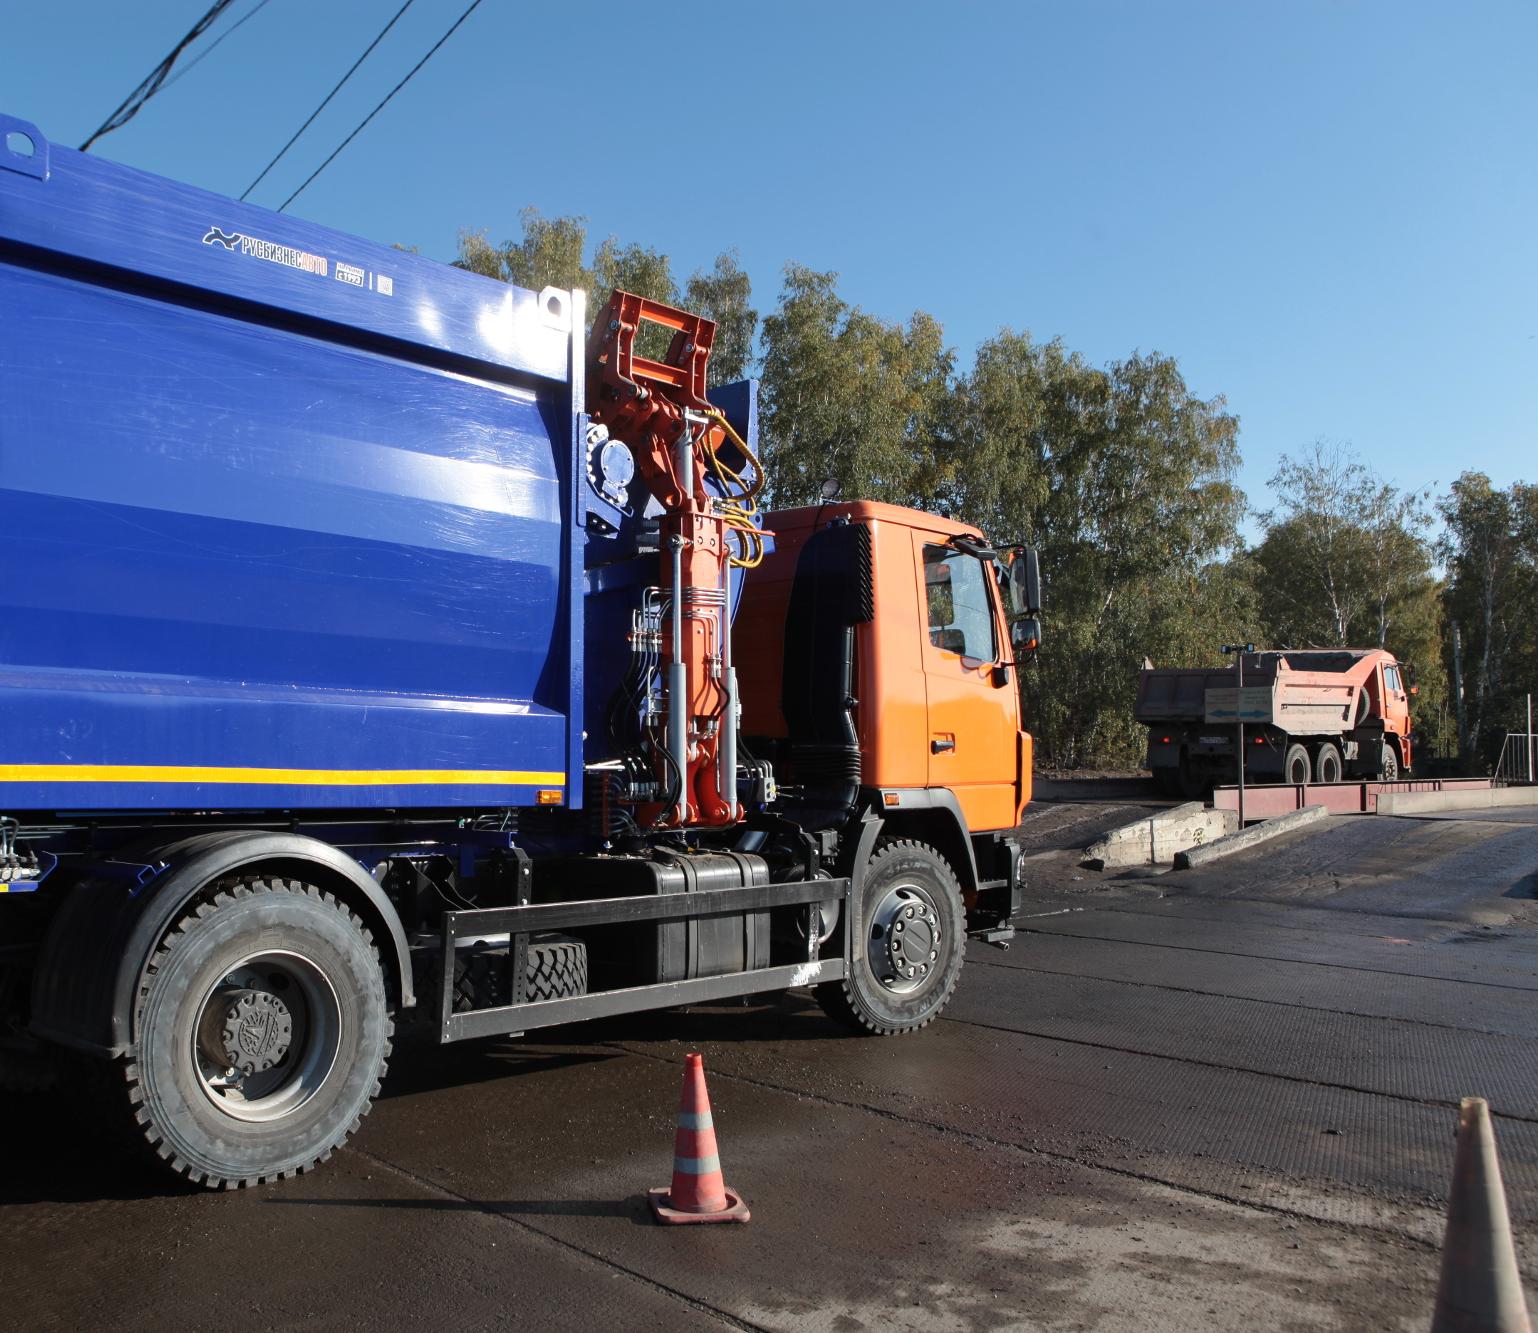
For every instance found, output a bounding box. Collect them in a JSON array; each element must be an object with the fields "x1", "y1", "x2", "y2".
[{"x1": 1136, "y1": 648, "x2": 1415, "y2": 796}]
